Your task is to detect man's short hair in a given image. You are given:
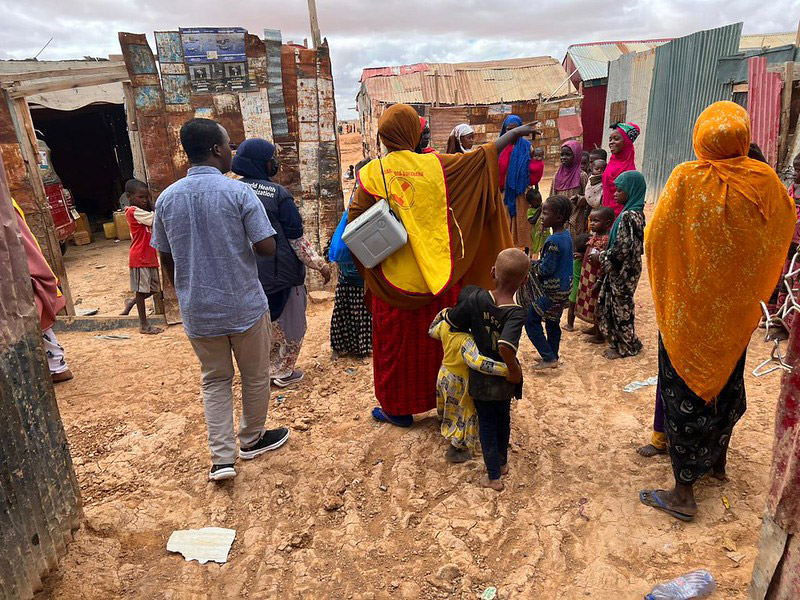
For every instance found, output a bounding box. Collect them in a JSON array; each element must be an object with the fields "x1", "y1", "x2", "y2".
[{"x1": 180, "y1": 118, "x2": 225, "y2": 163}]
